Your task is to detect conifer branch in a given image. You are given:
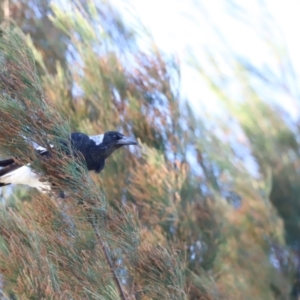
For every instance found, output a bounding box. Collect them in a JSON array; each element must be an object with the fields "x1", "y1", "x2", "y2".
[
  {"x1": 88, "y1": 214, "x2": 128, "y2": 300},
  {"x1": 0, "y1": 18, "x2": 185, "y2": 300}
]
